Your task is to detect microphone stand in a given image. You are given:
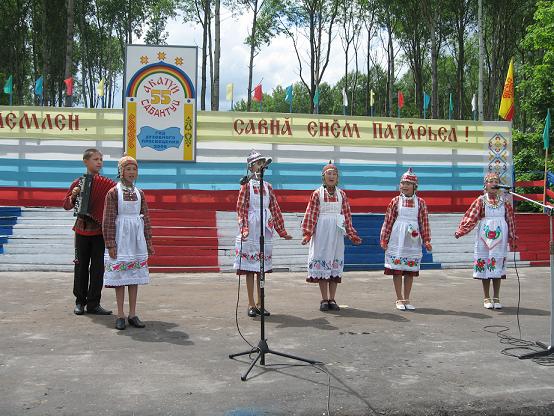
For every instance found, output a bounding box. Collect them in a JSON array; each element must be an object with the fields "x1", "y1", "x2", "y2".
[
  {"x1": 502, "y1": 188, "x2": 554, "y2": 358},
  {"x1": 229, "y1": 164, "x2": 320, "y2": 380}
]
